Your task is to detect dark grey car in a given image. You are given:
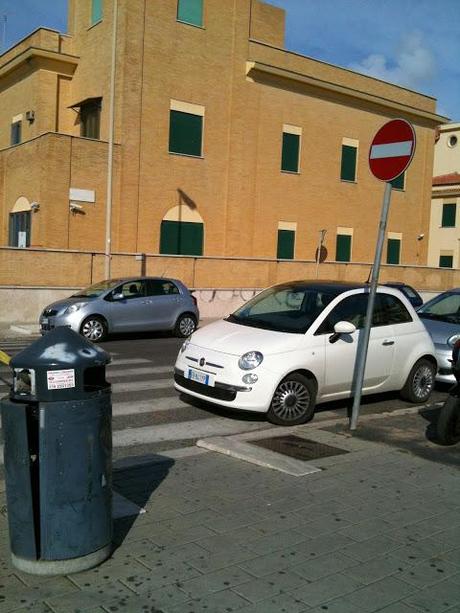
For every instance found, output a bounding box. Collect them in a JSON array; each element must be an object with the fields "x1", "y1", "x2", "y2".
[{"x1": 39, "y1": 277, "x2": 200, "y2": 342}]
